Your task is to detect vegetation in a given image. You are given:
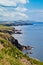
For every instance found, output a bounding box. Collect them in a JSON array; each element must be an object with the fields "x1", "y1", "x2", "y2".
[
  {"x1": 0, "y1": 25, "x2": 43, "y2": 65},
  {"x1": 0, "y1": 25, "x2": 12, "y2": 30}
]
